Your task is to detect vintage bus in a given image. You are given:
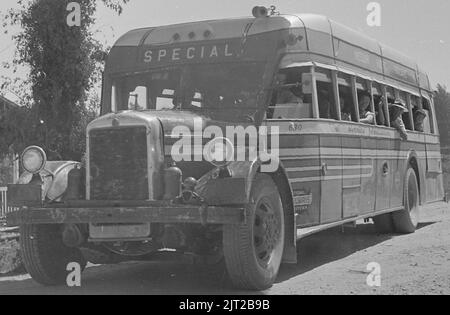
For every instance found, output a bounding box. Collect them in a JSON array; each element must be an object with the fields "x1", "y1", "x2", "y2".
[{"x1": 7, "y1": 7, "x2": 444, "y2": 290}]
